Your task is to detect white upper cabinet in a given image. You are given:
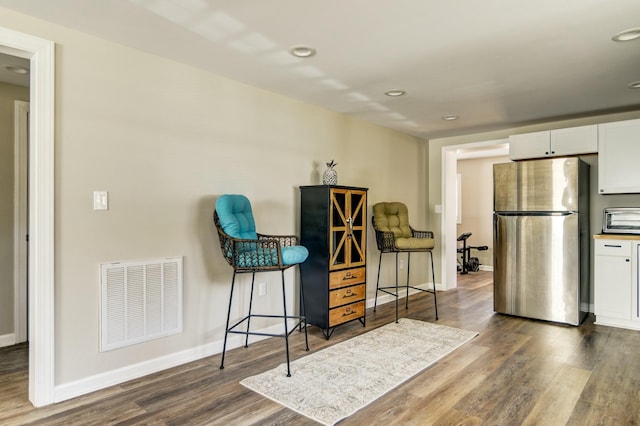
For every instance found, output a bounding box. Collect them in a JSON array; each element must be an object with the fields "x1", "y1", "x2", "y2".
[
  {"x1": 508, "y1": 130, "x2": 549, "y2": 160},
  {"x1": 598, "y1": 118, "x2": 640, "y2": 194},
  {"x1": 509, "y1": 125, "x2": 598, "y2": 160}
]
